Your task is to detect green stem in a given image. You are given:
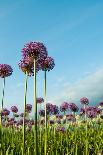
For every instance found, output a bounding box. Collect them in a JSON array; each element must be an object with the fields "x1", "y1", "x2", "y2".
[
  {"x1": 23, "y1": 72, "x2": 28, "y2": 155},
  {"x1": 44, "y1": 70, "x2": 47, "y2": 155},
  {"x1": 0, "y1": 77, "x2": 5, "y2": 154},
  {"x1": 34, "y1": 59, "x2": 38, "y2": 154},
  {"x1": 2, "y1": 77, "x2": 5, "y2": 109}
]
